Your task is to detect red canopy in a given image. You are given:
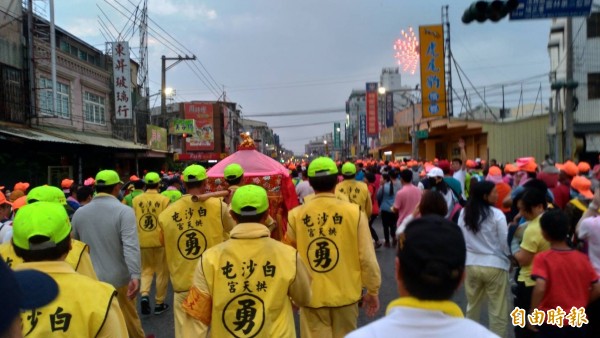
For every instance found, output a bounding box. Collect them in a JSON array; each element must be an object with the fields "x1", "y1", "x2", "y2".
[{"x1": 207, "y1": 149, "x2": 289, "y2": 178}]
